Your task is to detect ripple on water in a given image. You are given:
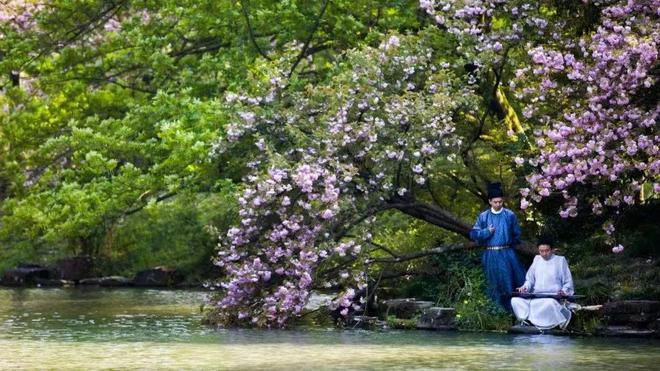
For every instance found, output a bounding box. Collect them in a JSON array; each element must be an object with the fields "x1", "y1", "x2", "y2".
[{"x1": 0, "y1": 288, "x2": 659, "y2": 369}]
